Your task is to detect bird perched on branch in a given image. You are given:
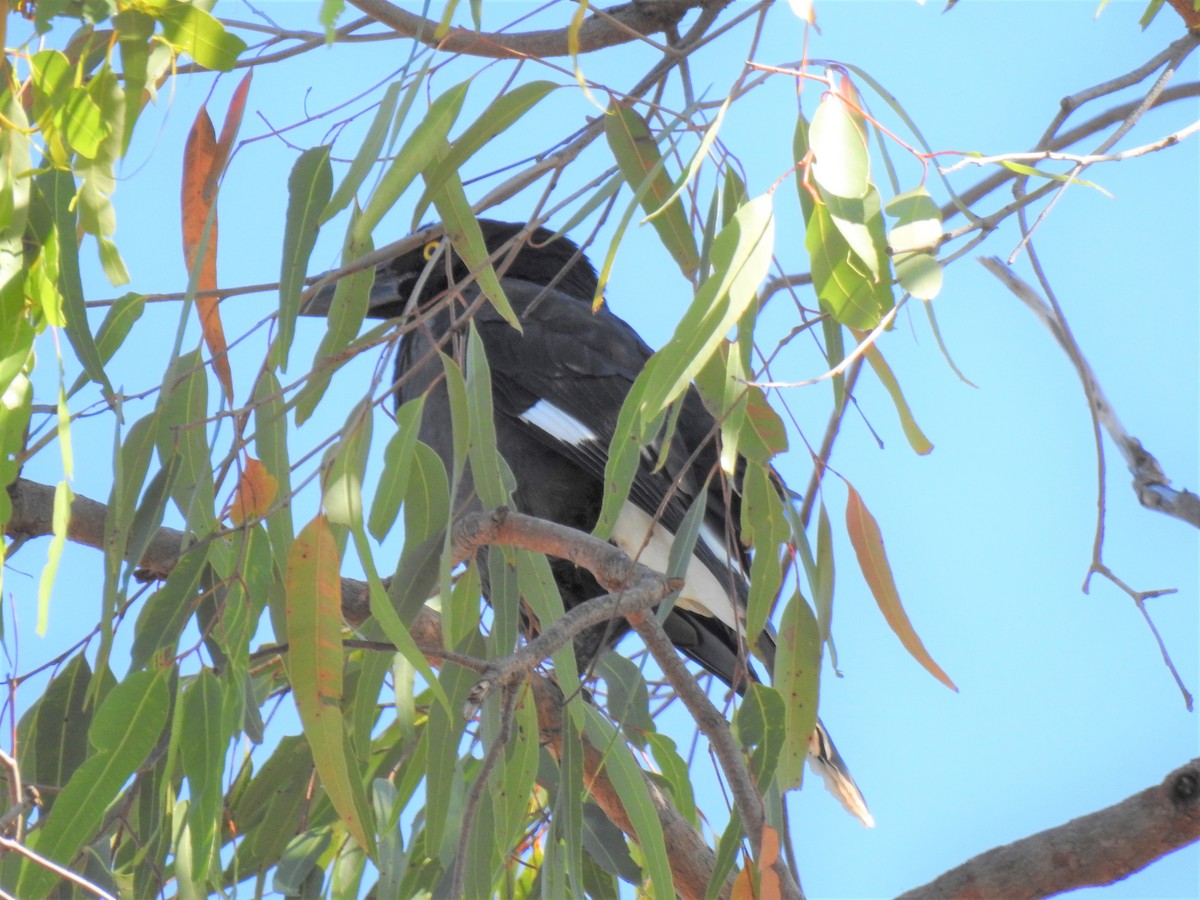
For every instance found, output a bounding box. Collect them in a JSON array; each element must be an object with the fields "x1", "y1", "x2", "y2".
[{"x1": 305, "y1": 218, "x2": 872, "y2": 827}]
